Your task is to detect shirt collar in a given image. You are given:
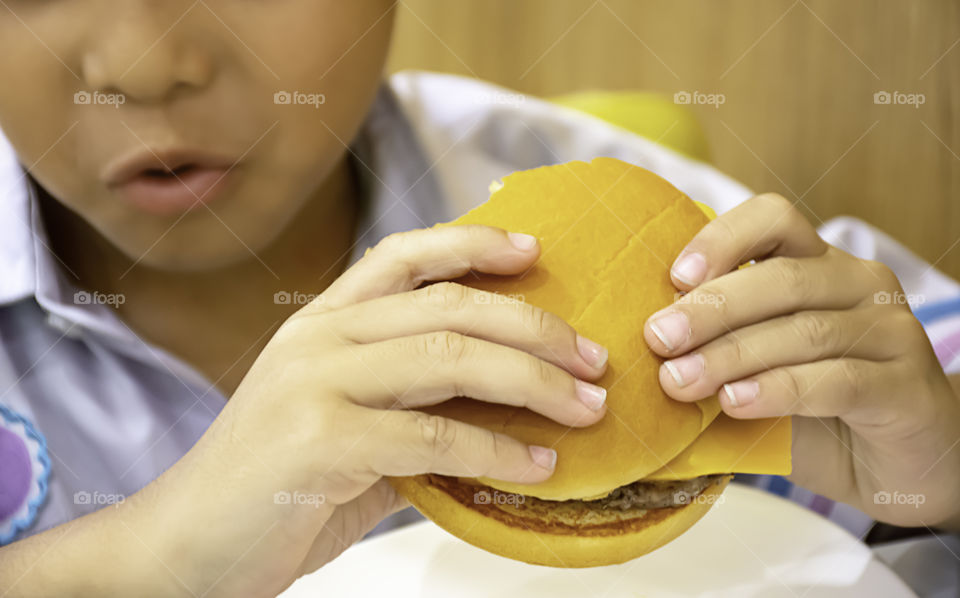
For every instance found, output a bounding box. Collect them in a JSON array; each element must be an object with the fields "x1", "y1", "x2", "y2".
[
  {"x1": 0, "y1": 127, "x2": 131, "y2": 340},
  {"x1": 0, "y1": 131, "x2": 36, "y2": 305}
]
